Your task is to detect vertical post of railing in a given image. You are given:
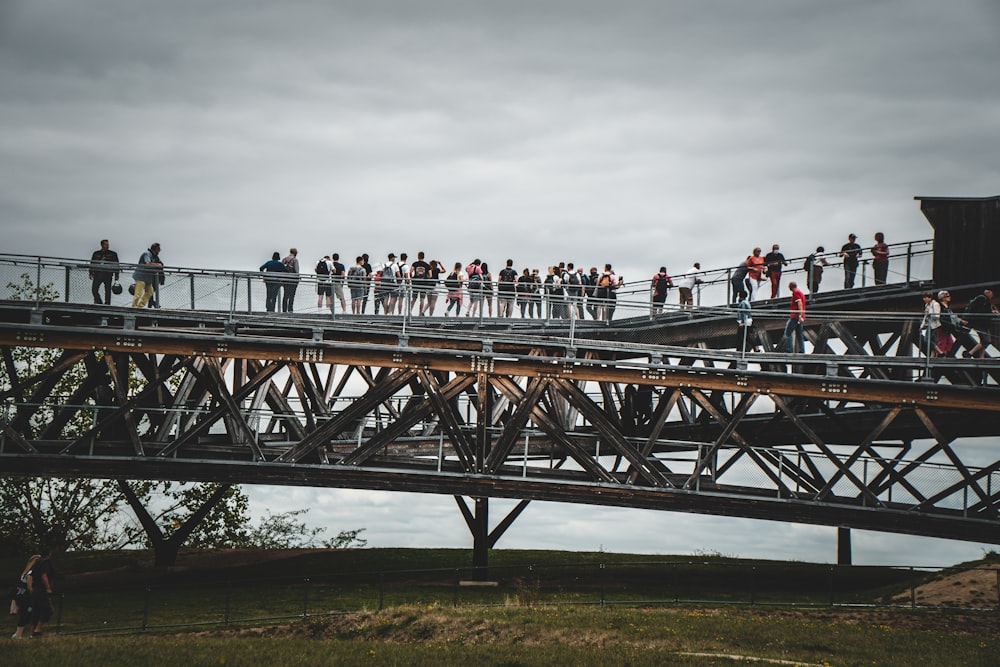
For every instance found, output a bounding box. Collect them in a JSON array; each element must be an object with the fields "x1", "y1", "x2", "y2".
[
  {"x1": 861, "y1": 259, "x2": 868, "y2": 288},
  {"x1": 437, "y1": 432, "x2": 444, "y2": 472},
  {"x1": 909, "y1": 567, "x2": 916, "y2": 609},
  {"x1": 696, "y1": 443, "x2": 703, "y2": 492},
  {"x1": 35, "y1": 256, "x2": 42, "y2": 308},
  {"x1": 828, "y1": 566, "x2": 836, "y2": 607},
  {"x1": 749, "y1": 565, "x2": 756, "y2": 606},
  {"x1": 64, "y1": 265, "x2": 70, "y2": 303},
  {"x1": 777, "y1": 455, "x2": 783, "y2": 498},
  {"x1": 905, "y1": 242, "x2": 913, "y2": 285},
  {"x1": 246, "y1": 276, "x2": 252, "y2": 314},
  {"x1": 726, "y1": 267, "x2": 732, "y2": 305},
  {"x1": 523, "y1": 433, "x2": 529, "y2": 478},
  {"x1": 228, "y1": 273, "x2": 237, "y2": 320},
  {"x1": 189, "y1": 273, "x2": 196, "y2": 310}
]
